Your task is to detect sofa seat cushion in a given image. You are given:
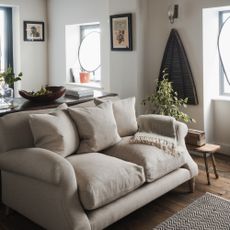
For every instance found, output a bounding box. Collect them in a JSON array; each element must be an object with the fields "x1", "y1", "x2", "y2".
[
  {"x1": 103, "y1": 136, "x2": 186, "y2": 182},
  {"x1": 67, "y1": 153, "x2": 145, "y2": 210}
]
